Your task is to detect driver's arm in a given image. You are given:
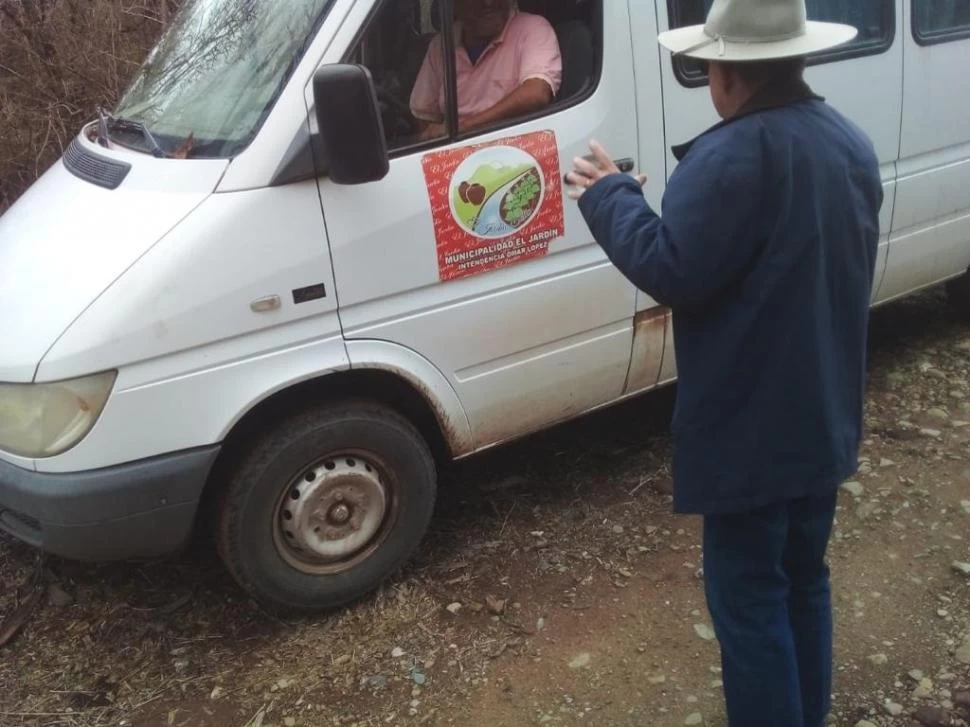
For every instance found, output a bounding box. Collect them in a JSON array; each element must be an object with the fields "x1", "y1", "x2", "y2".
[
  {"x1": 458, "y1": 78, "x2": 553, "y2": 132},
  {"x1": 414, "y1": 77, "x2": 554, "y2": 139},
  {"x1": 410, "y1": 36, "x2": 445, "y2": 127}
]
